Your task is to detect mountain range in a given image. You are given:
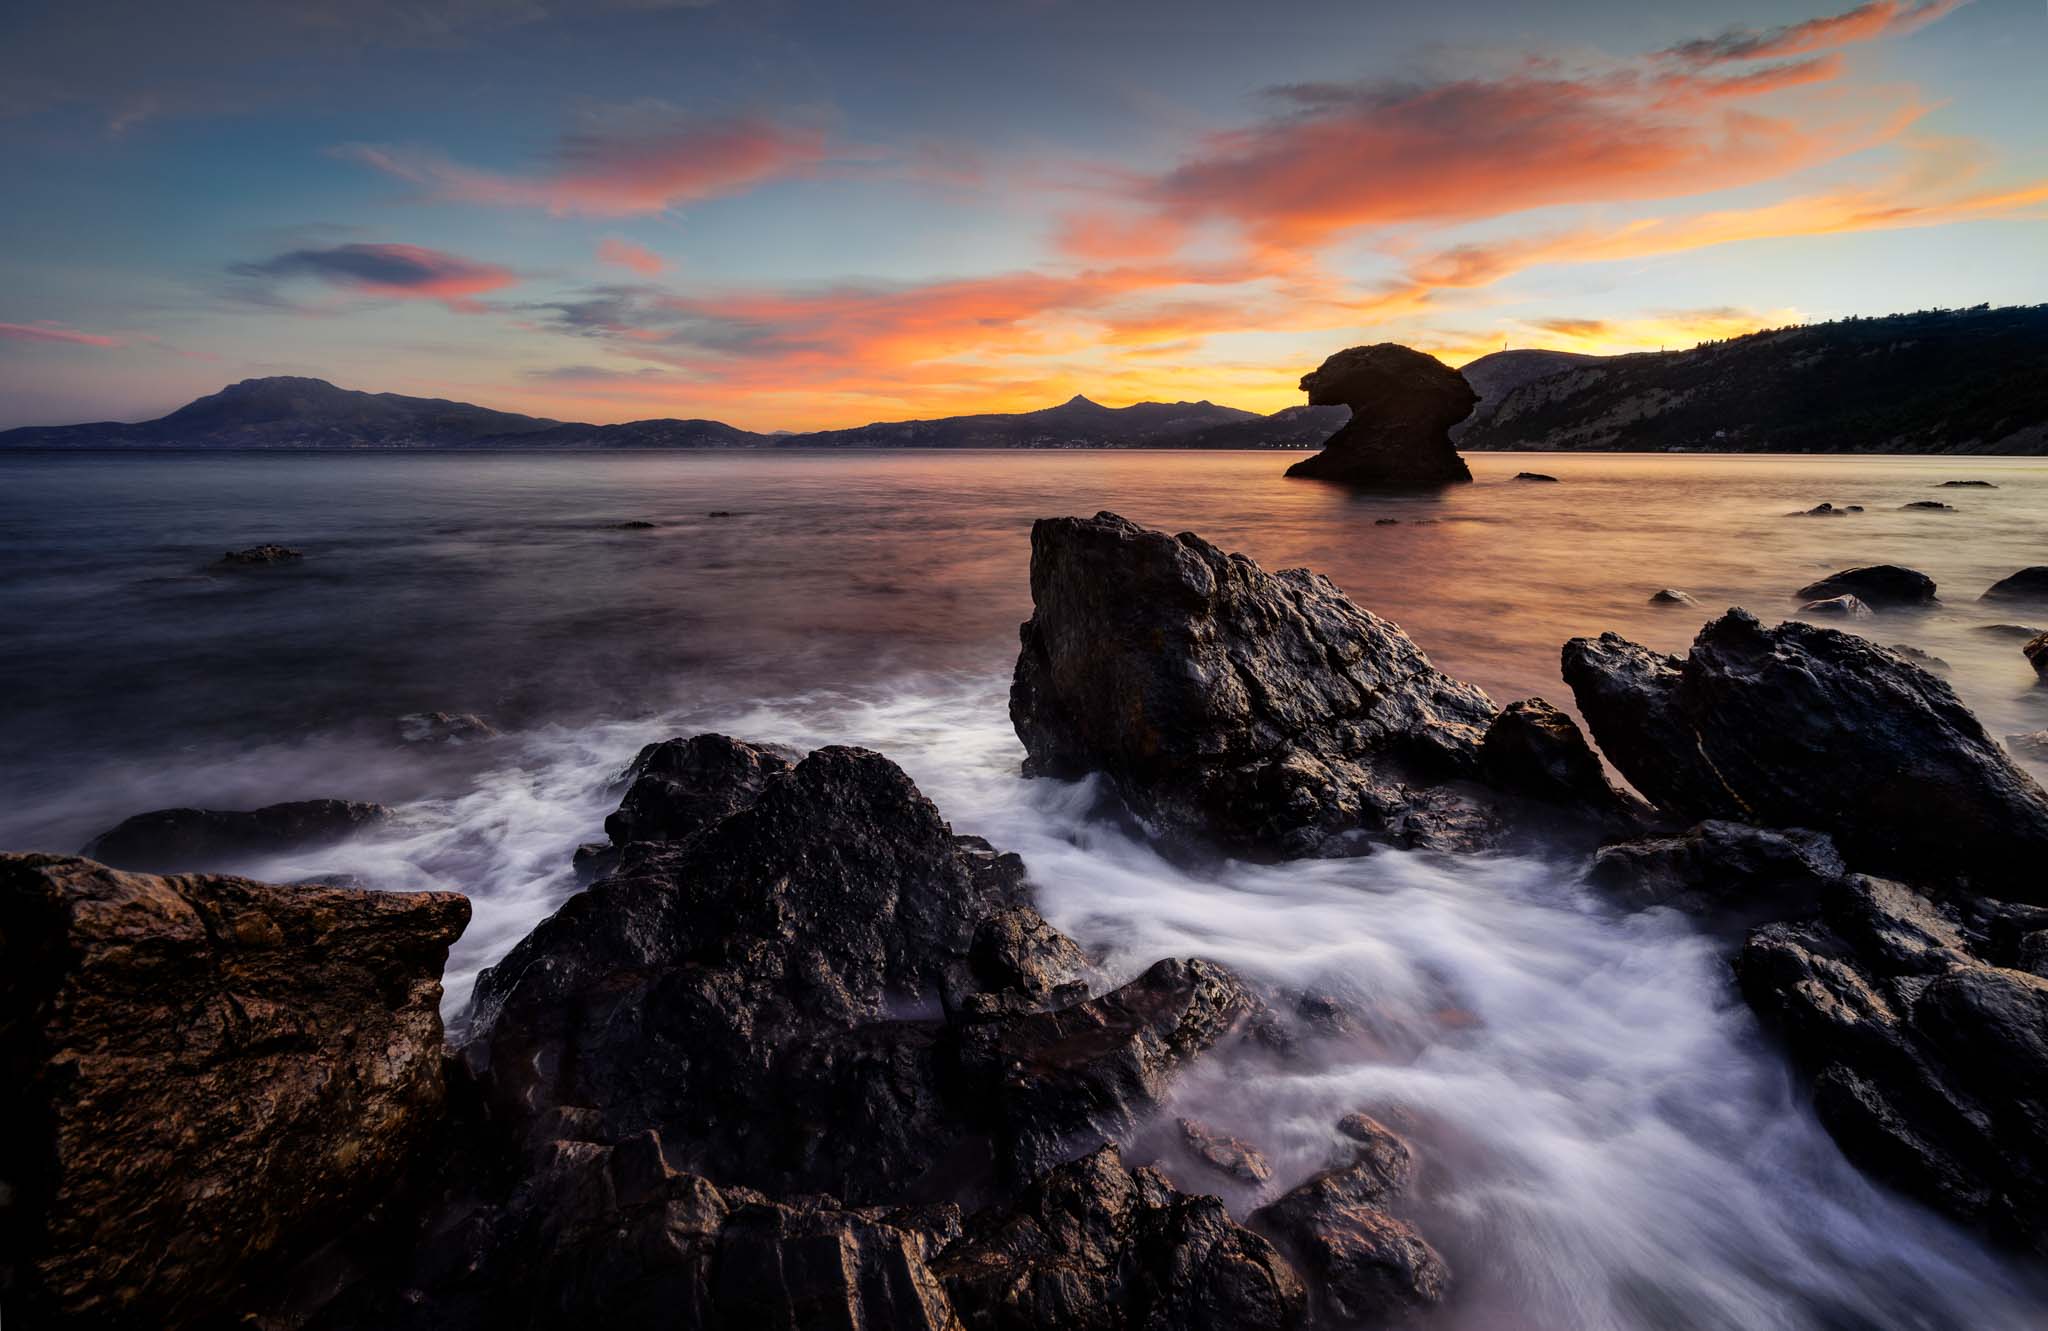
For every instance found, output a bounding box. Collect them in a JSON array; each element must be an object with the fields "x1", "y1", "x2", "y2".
[{"x1": 5, "y1": 304, "x2": 2044, "y2": 454}]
